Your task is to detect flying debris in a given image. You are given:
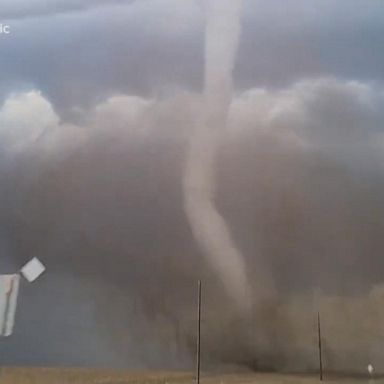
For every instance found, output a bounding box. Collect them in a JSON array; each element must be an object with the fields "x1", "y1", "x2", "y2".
[
  {"x1": 20, "y1": 257, "x2": 46, "y2": 283},
  {"x1": 0, "y1": 258, "x2": 46, "y2": 337},
  {"x1": 368, "y1": 364, "x2": 374, "y2": 376},
  {"x1": 0, "y1": 274, "x2": 20, "y2": 337}
]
